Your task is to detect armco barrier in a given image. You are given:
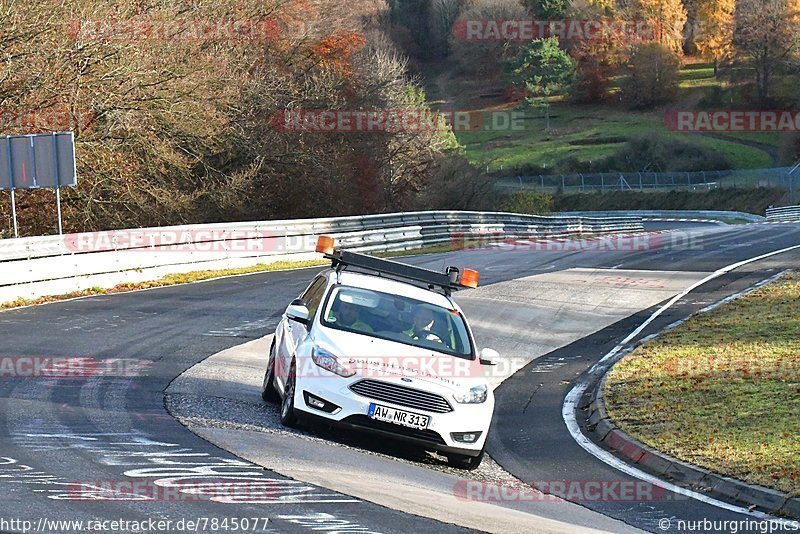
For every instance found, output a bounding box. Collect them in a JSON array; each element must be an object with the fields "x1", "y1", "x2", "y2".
[
  {"x1": 557, "y1": 210, "x2": 765, "y2": 224},
  {"x1": 0, "y1": 211, "x2": 643, "y2": 305},
  {"x1": 766, "y1": 205, "x2": 800, "y2": 222}
]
